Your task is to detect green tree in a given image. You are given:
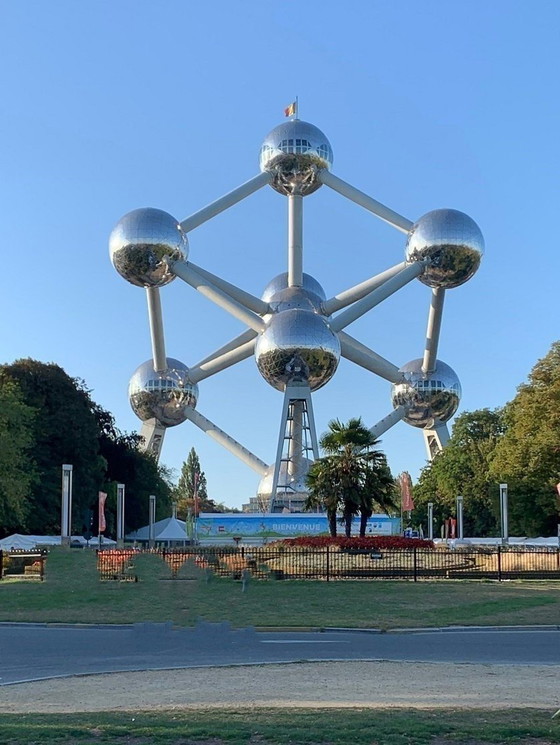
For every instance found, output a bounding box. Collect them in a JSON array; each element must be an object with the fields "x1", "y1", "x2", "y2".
[
  {"x1": 489, "y1": 341, "x2": 560, "y2": 535},
  {"x1": 0, "y1": 381, "x2": 38, "y2": 536},
  {"x1": 173, "y1": 447, "x2": 225, "y2": 517},
  {"x1": 413, "y1": 409, "x2": 504, "y2": 536},
  {"x1": 0, "y1": 359, "x2": 106, "y2": 534},
  {"x1": 95, "y1": 406, "x2": 173, "y2": 534},
  {"x1": 305, "y1": 417, "x2": 394, "y2": 537}
]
